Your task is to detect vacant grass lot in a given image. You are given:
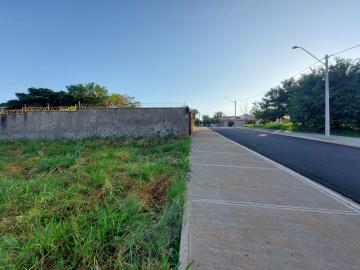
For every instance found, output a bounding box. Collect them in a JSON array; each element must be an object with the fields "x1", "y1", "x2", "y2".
[{"x1": 0, "y1": 137, "x2": 190, "y2": 269}]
